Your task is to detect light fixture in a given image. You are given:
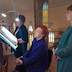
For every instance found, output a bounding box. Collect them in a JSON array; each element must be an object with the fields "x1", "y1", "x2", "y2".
[
  {"x1": 15, "y1": 17, "x2": 19, "y2": 22},
  {"x1": 1, "y1": 13, "x2": 7, "y2": 17},
  {"x1": 28, "y1": 25, "x2": 33, "y2": 32}
]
